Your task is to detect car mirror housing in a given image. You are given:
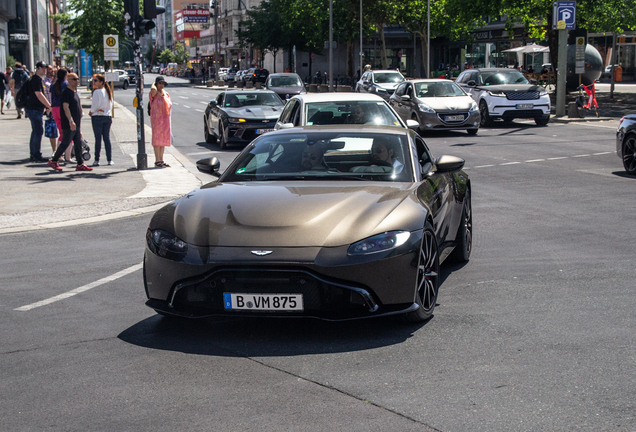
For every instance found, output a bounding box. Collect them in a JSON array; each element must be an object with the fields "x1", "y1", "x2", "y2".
[
  {"x1": 279, "y1": 123, "x2": 294, "y2": 129},
  {"x1": 196, "y1": 157, "x2": 221, "y2": 176},
  {"x1": 406, "y1": 119, "x2": 419, "y2": 130},
  {"x1": 401, "y1": 94, "x2": 411, "y2": 100},
  {"x1": 466, "y1": 80, "x2": 476, "y2": 87},
  {"x1": 209, "y1": 100, "x2": 217, "y2": 107},
  {"x1": 435, "y1": 155, "x2": 465, "y2": 172}
]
